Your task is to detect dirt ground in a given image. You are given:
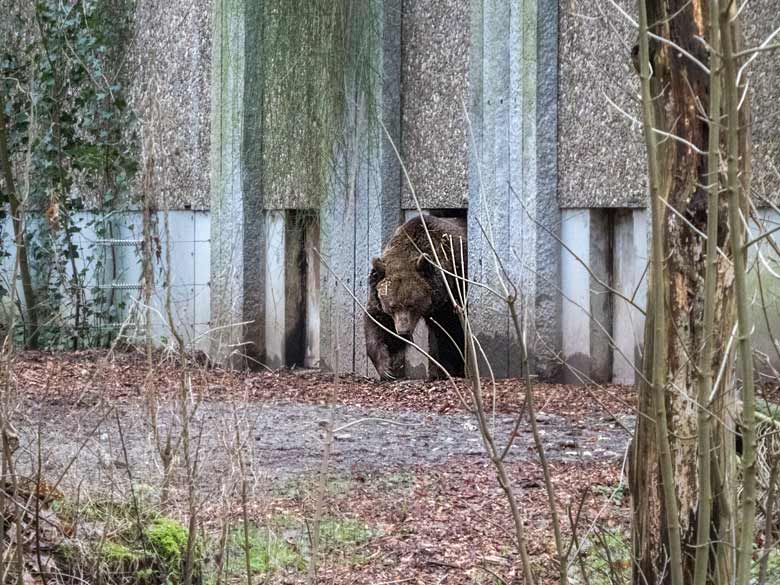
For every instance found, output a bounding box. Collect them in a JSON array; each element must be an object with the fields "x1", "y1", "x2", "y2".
[
  {"x1": 9, "y1": 351, "x2": 635, "y2": 490},
  {"x1": 5, "y1": 350, "x2": 638, "y2": 584}
]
